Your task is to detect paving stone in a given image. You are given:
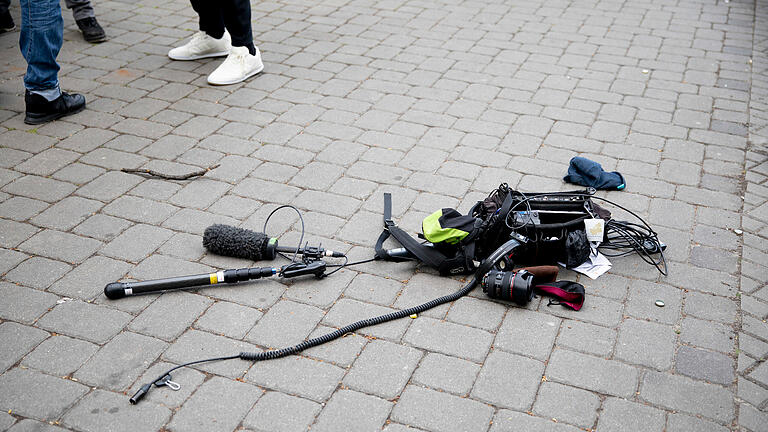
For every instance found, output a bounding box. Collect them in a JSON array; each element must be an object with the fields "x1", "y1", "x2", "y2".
[
  {"x1": 676, "y1": 345, "x2": 735, "y2": 385},
  {"x1": 29, "y1": 196, "x2": 103, "y2": 231},
  {"x1": 684, "y1": 291, "x2": 739, "y2": 324},
  {"x1": 129, "y1": 362, "x2": 206, "y2": 408},
  {"x1": 393, "y1": 385, "x2": 494, "y2": 432},
  {"x1": 16, "y1": 148, "x2": 81, "y2": 176},
  {"x1": 0, "y1": 368, "x2": 88, "y2": 421},
  {"x1": 494, "y1": 309, "x2": 561, "y2": 360},
  {"x1": 664, "y1": 262, "x2": 738, "y2": 297},
  {"x1": 0, "y1": 130, "x2": 57, "y2": 152},
  {"x1": 667, "y1": 413, "x2": 729, "y2": 432},
  {"x1": 545, "y1": 294, "x2": 624, "y2": 327},
  {"x1": 344, "y1": 273, "x2": 404, "y2": 305},
  {"x1": 0, "y1": 196, "x2": 49, "y2": 221},
  {"x1": 163, "y1": 329, "x2": 259, "y2": 378},
  {"x1": 101, "y1": 223, "x2": 174, "y2": 262},
  {"x1": 394, "y1": 273, "x2": 464, "y2": 318},
  {"x1": 155, "y1": 231, "x2": 205, "y2": 261},
  {"x1": 323, "y1": 298, "x2": 411, "y2": 341},
  {"x1": 471, "y1": 350, "x2": 545, "y2": 410},
  {"x1": 74, "y1": 331, "x2": 167, "y2": 391},
  {"x1": 0, "y1": 322, "x2": 49, "y2": 373},
  {"x1": 242, "y1": 391, "x2": 321, "y2": 432},
  {"x1": 312, "y1": 389, "x2": 393, "y2": 432},
  {"x1": 404, "y1": 316, "x2": 493, "y2": 363},
  {"x1": 7, "y1": 419, "x2": 69, "y2": 432},
  {"x1": 129, "y1": 292, "x2": 212, "y2": 341},
  {"x1": 546, "y1": 349, "x2": 638, "y2": 398},
  {"x1": 680, "y1": 316, "x2": 736, "y2": 353},
  {"x1": 245, "y1": 355, "x2": 345, "y2": 402},
  {"x1": 740, "y1": 375, "x2": 768, "y2": 409},
  {"x1": 76, "y1": 171, "x2": 144, "y2": 202},
  {"x1": 63, "y1": 389, "x2": 171, "y2": 432},
  {"x1": 102, "y1": 195, "x2": 179, "y2": 224},
  {"x1": 343, "y1": 339, "x2": 422, "y2": 399},
  {"x1": 748, "y1": 359, "x2": 768, "y2": 386},
  {"x1": 4, "y1": 256, "x2": 71, "y2": 289},
  {"x1": 490, "y1": 410, "x2": 581, "y2": 432},
  {"x1": 194, "y1": 301, "x2": 263, "y2": 339},
  {"x1": 0, "y1": 282, "x2": 58, "y2": 324},
  {"x1": 0, "y1": 248, "x2": 27, "y2": 276},
  {"x1": 739, "y1": 402, "x2": 768, "y2": 432},
  {"x1": 533, "y1": 382, "x2": 600, "y2": 428},
  {"x1": 615, "y1": 318, "x2": 676, "y2": 370},
  {"x1": 596, "y1": 397, "x2": 666, "y2": 432},
  {"x1": 411, "y1": 352, "x2": 480, "y2": 395},
  {"x1": 640, "y1": 371, "x2": 734, "y2": 422},
  {"x1": 166, "y1": 377, "x2": 260, "y2": 432},
  {"x1": 36, "y1": 300, "x2": 132, "y2": 344},
  {"x1": 446, "y1": 296, "x2": 507, "y2": 331},
  {"x1": 50, "y1": 255, "x2": 132, "y2": 300},
  {"x1": 22, "y1": 335, "x2": 98, "y2": 376},
  {"x1": 1, "y1": 175, "x2": 76, "y2": 203},
  {"x1": 246, "y1": 300, "x2": 324, "y2": 348},
  {"x1": 557, "y1": 320, "x2": 616, "y2": 357},
  {"x1": 168, "y1": 179, "x2": 231, "y2": 209},
  {"x1": 281, "y1": 267, "x2": 355, "y2": 308},
  {"x1": 0, "y1": 219, "x2": 37, "y2": 249}
]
